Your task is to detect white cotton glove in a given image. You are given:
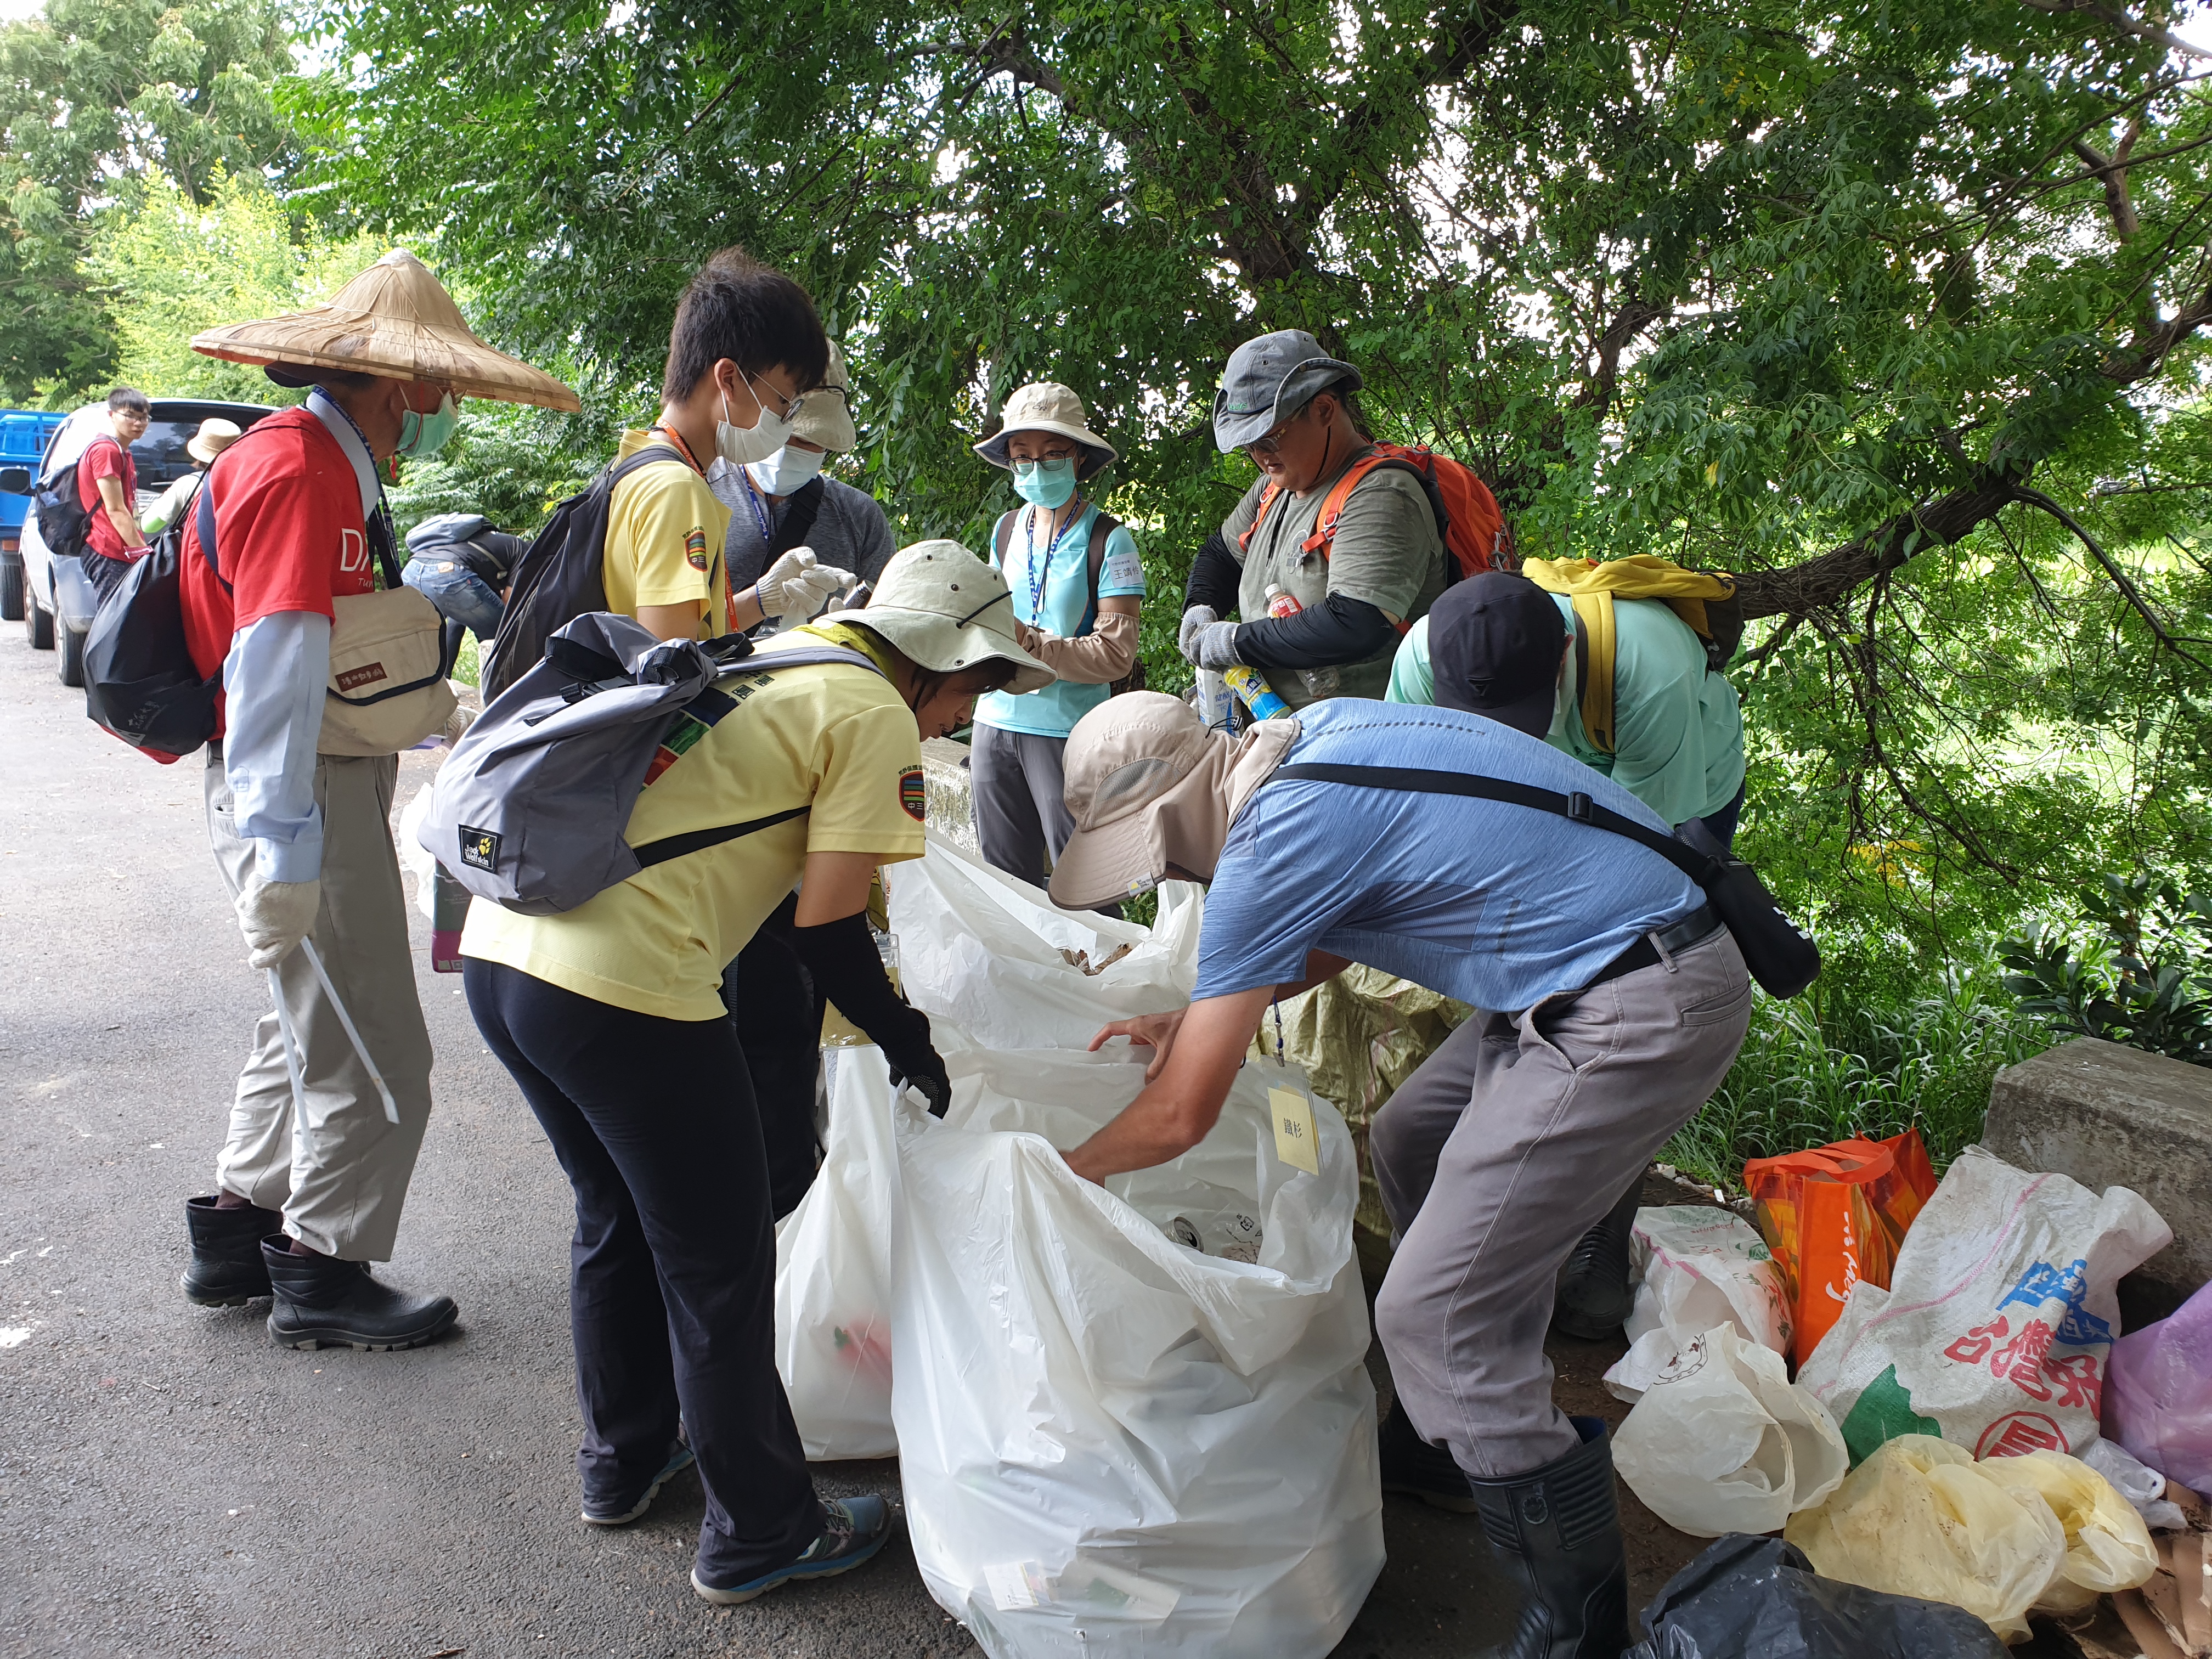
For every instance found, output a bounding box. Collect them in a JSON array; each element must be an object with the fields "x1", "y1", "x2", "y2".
[
  {"x1": 440, "y1": 687, "x2": 477, "y2": 748},
  {"x1": 1177, "y1": 605, "x2": 1218, "y2": 667},
  {"x1": 235, "y1": 875, "x2": 321, "y2": 970},
  {"x1": 755, "y1": 546, "x2": 857, "y2": 618}
]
